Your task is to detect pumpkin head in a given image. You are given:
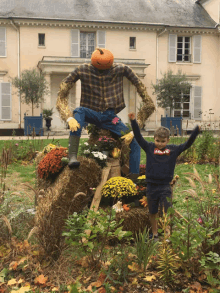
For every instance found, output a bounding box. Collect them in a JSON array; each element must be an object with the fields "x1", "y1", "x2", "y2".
[{"x1": 91, "y1": 48, "x2": 114, "y2": 70}]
